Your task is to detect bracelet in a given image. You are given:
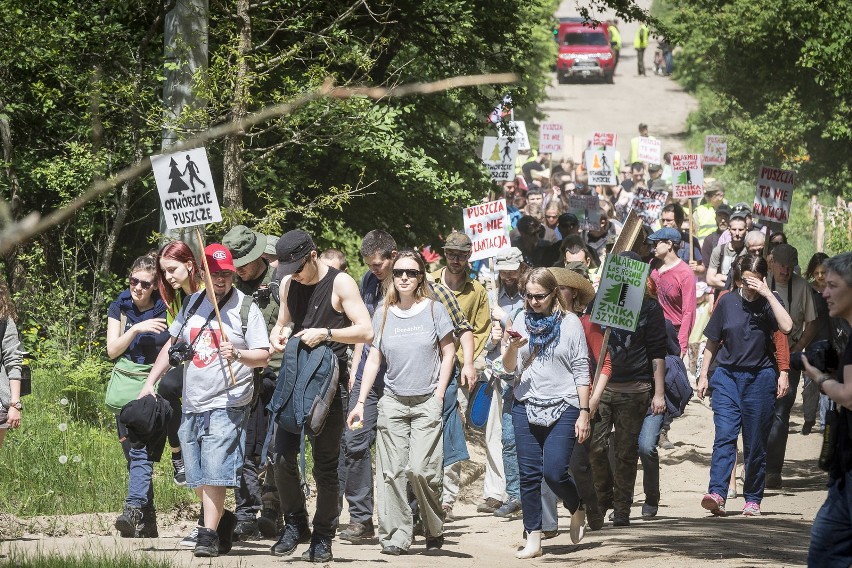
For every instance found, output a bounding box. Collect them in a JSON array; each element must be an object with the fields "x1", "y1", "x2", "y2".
[
  {"x1": 356, "y1": 400, "x2": 365, "y2": 405},
  {"x1": 580, "y1": 407, "x2": 590, "y2": 413}
]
